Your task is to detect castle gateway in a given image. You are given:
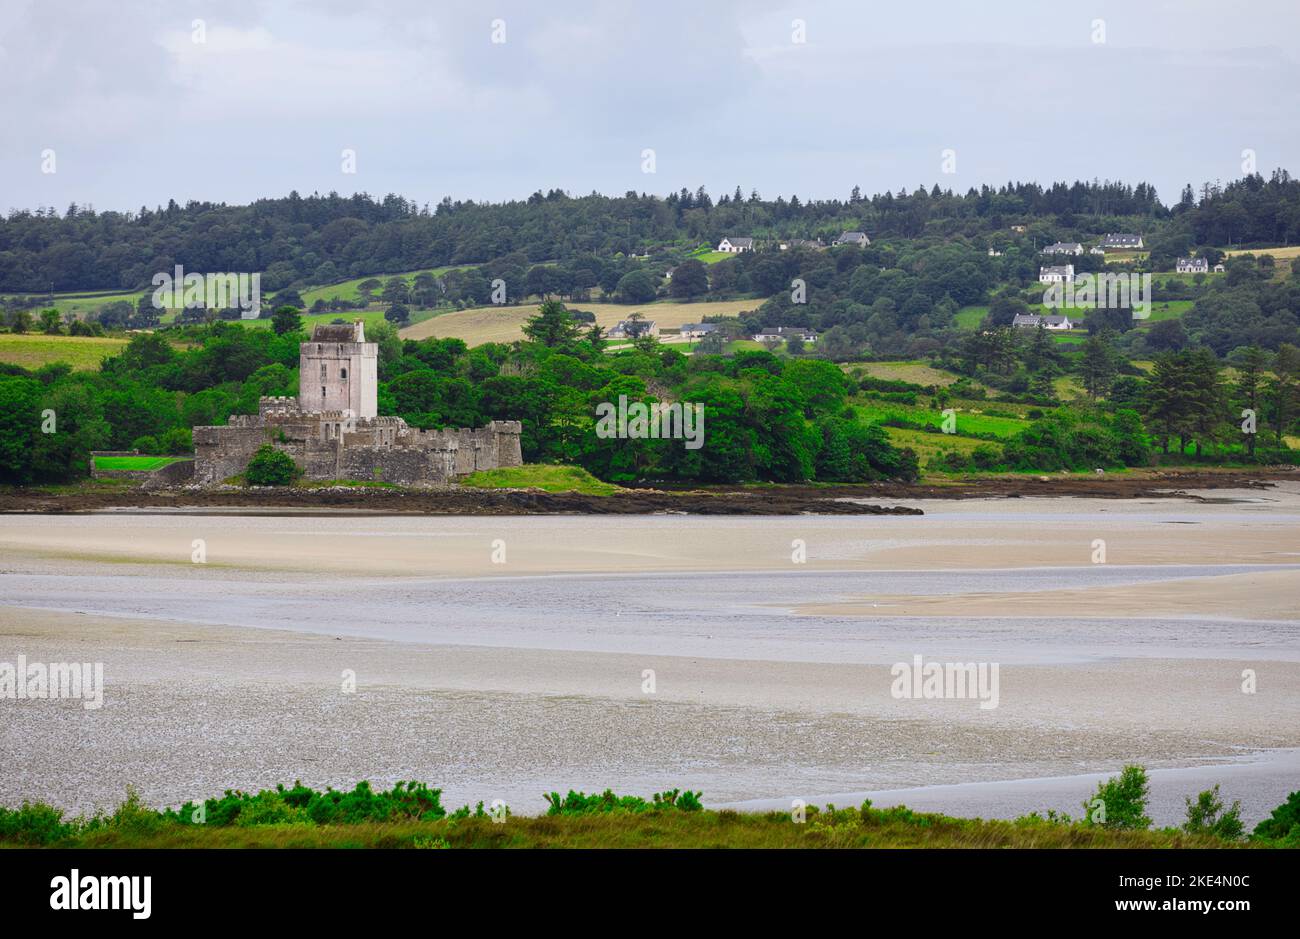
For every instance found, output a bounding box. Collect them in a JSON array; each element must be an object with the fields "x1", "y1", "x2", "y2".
[{"x1": 193, "y1": 322, "x2": 521, "y2": 486}]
